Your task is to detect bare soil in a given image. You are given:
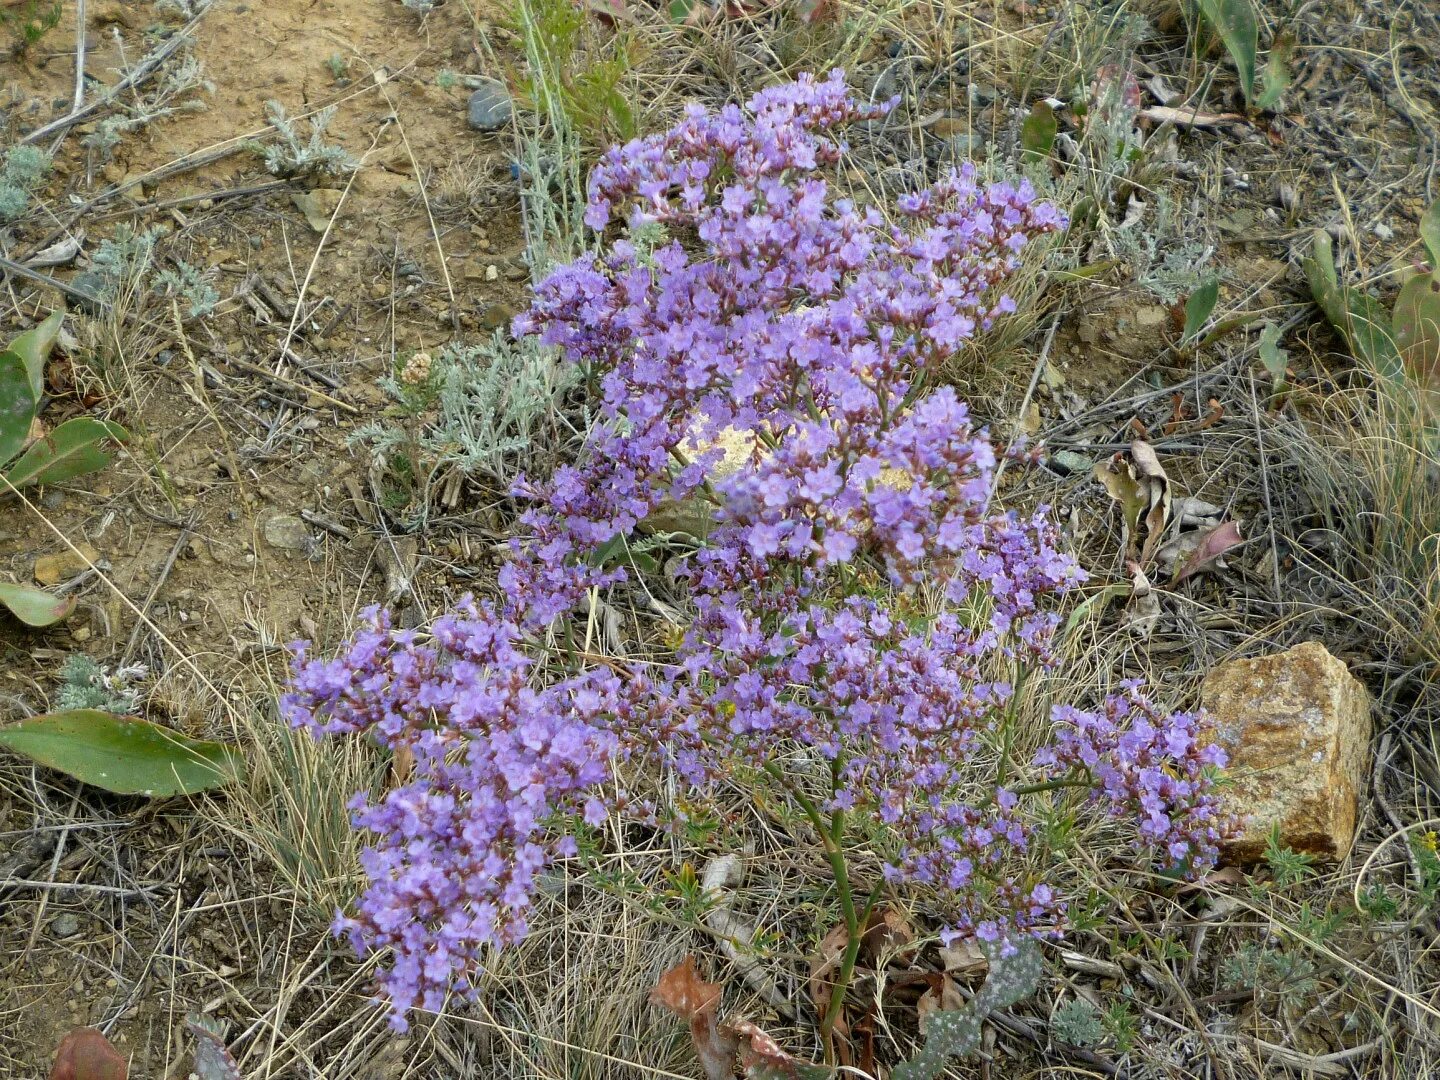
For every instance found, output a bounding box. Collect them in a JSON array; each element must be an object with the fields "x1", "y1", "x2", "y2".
[{"x1": 2, "y1": 0, "x2": 1438, "y2": 1076}]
